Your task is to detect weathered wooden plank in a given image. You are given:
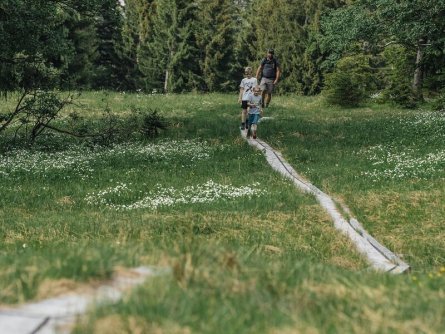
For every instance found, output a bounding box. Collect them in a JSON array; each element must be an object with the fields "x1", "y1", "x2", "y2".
[{"x1": 242, "y1": 131, "x2": 410, "y2": 273}]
